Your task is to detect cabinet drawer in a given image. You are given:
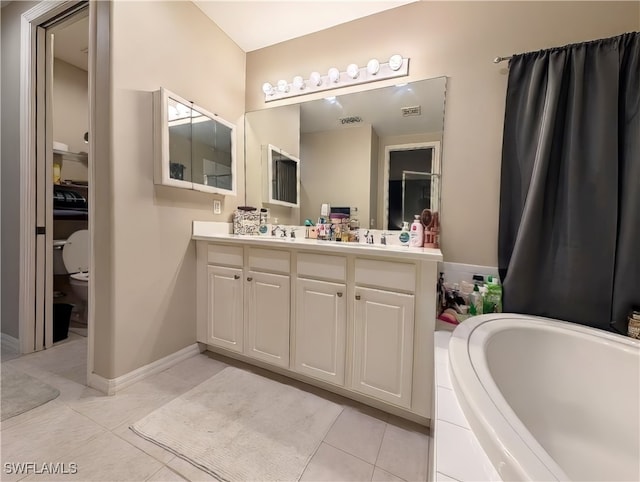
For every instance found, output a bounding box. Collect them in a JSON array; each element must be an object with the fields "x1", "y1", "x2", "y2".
[
  {"x1": 207, "y1": 244, "x2": 243, "y2": 267},
  {"x1": 248, "y1": 248, "x2": 290, "y2": 274},
  {"x1": 297, "y1": 253, "x2": 346, "y2": 282},
  {"x1": 354, "y1": 258, "x2": 416, "y2": 293}
]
